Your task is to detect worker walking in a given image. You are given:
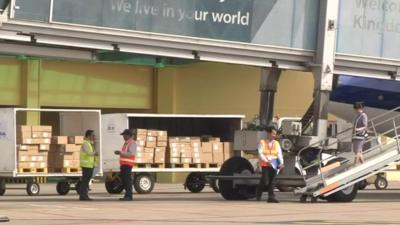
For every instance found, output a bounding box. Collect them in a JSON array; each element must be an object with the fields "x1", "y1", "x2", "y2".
[
  {"x1": 79, "y1": 130, "x2": 98, "y2": 201},
  {"x1": 256, "y1": 125, "x2": 284, "y2": 203},
  {"x1": 114, "y1": 129, "x2": 137, "y2": 201},
  {"x1": 353, "y1": 102, "x2": 368, "y2": 165}
]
